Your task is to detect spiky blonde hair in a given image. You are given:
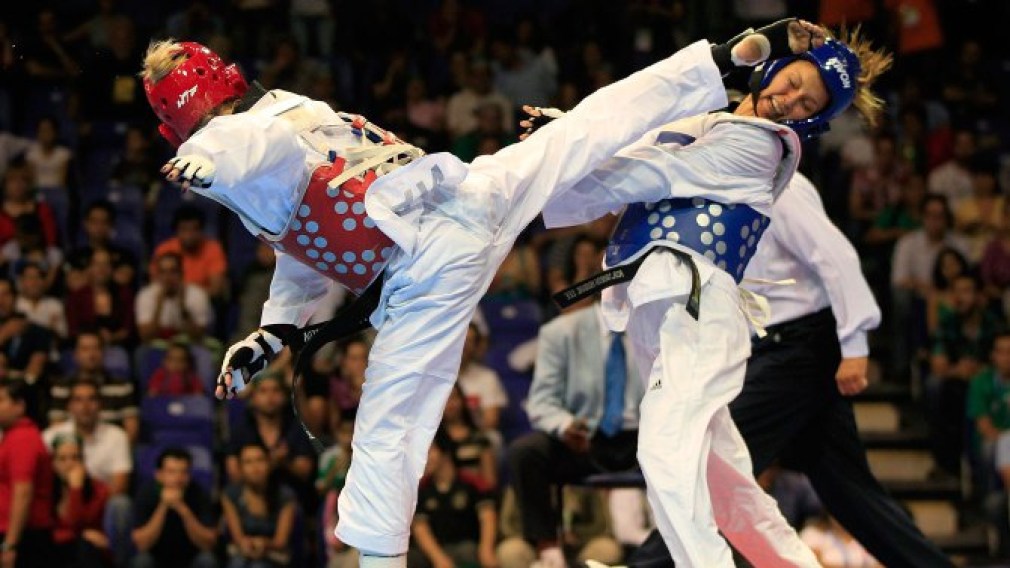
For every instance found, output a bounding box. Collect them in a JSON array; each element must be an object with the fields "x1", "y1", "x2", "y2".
[
  {"x1": 140, "y1": 39, "x2": 187, "y2": 83},
  {"x1": 835, "y1": 25, "x2": 893, "y2": 129}
]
